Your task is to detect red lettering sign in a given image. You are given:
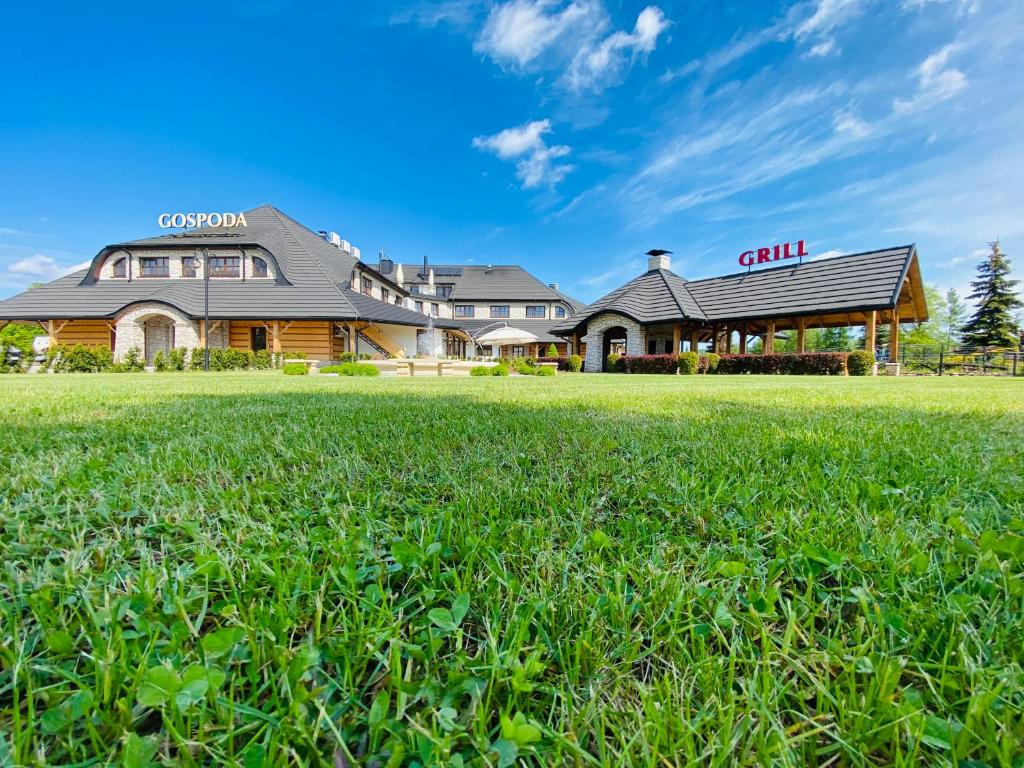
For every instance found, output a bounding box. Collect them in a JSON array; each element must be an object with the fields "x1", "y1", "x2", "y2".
[{"x1": 739, "y1": 240, "x2": 808, "y2": 267}]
